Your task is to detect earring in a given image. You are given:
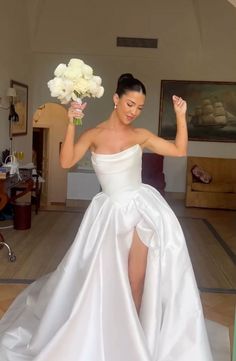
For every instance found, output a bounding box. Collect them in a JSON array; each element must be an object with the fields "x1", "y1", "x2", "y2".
[{"x1": 114, "y1": 104, "x2": 117, "y2": 109}]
